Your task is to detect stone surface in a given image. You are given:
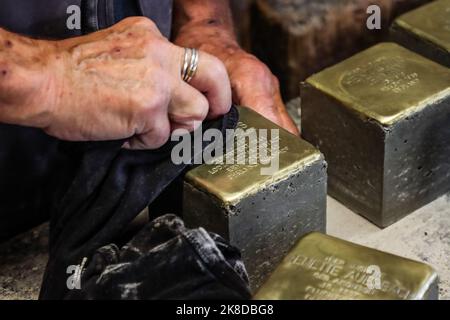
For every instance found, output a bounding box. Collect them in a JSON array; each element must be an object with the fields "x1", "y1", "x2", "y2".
[
  {"x1": 391, "y1": 0, "x2": 450, "y2": 67},
  {"x1": 255, "y1": 232, "x2": 438, "y2": 300},
  {"x1": 1, "y1": 195, "x2": 449, "y2": 300},
  {"x1": 183, "y1": 107, "x2": 327, "y2": 291},
  {"x1": 251, "y1": 0, "x2": 432, "y2": 100},
  {"x1": 0, "y1": 223, "x2": 48, "y2": 300},
  {"x1": 184, "y1": 159, "x2": 327, "y2": 291},
  {"x1": 301, "y1": 43, "x2": 450, "y2": 227},
  {"x1": 328, "y1": 194, "x2": 450, "y2": 300}
]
